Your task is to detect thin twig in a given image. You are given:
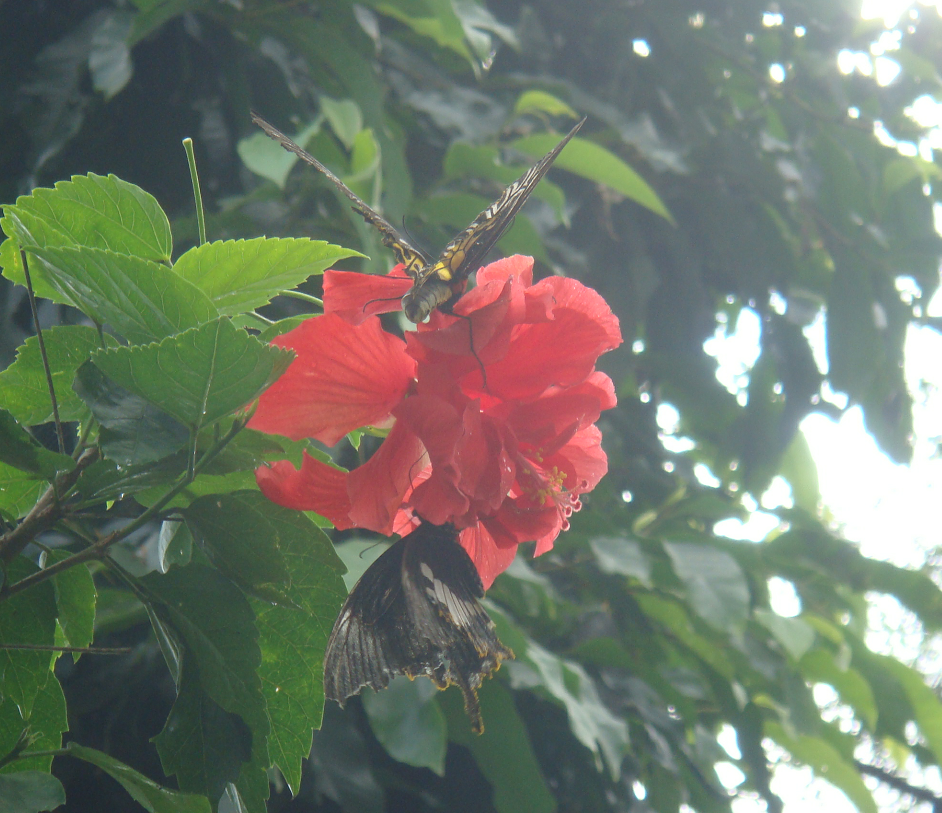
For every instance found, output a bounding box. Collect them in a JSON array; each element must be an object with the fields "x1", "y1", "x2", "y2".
[
  {"x1": 0, "y1": 418, "x2": 247, "y2": 602},
  {"x1": 0, "y1": 447, "x2": 99, "y2": 565},
  {"x1": 0, "y1": 643, "x2": 131, "y2": 655},
  {"x1": 20, "y1": 248, "x2": 65, "y2": 455}
]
